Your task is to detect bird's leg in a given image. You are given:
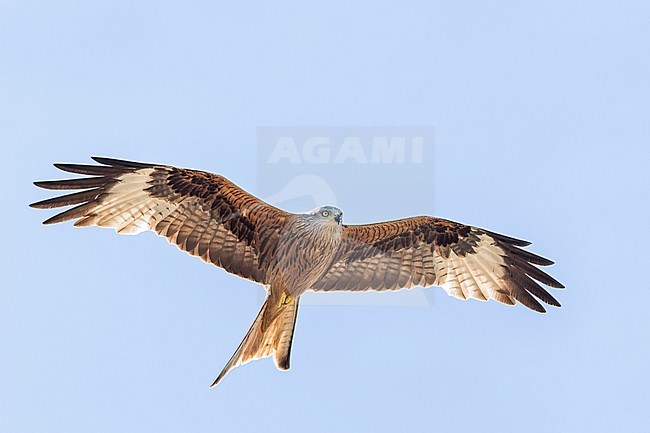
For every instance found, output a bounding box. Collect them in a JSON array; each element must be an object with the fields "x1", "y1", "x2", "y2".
[{"x1": 279, "y1": 292, "x2": 293, "y2": 306}]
